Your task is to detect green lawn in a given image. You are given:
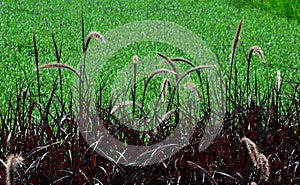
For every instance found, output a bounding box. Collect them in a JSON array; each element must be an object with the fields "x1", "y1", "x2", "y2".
[{"x1": 0, "y1": 0, "x2": 299, "y2": 107}]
